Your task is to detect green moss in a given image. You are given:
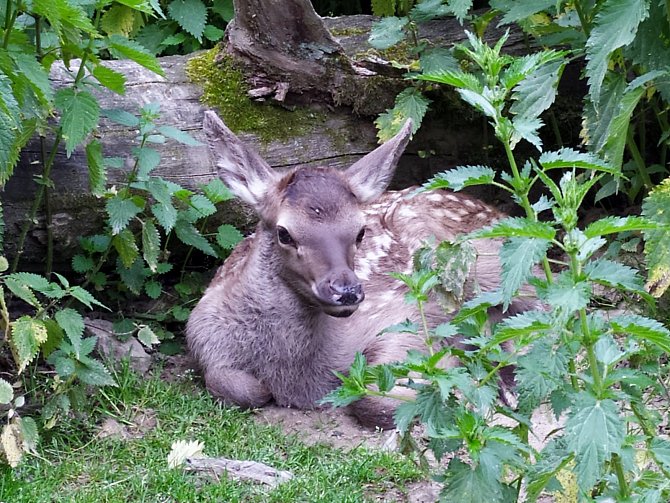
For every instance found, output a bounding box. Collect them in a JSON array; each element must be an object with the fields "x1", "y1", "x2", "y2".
[
  {"x1": 329, "y1": 26, "x2": 368, "y2": 37},
  {"x1": 186, "y1": 49, "x2": 323, "y2": 142}
]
